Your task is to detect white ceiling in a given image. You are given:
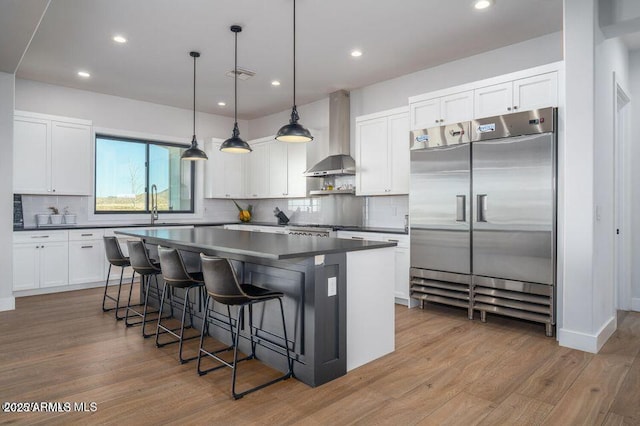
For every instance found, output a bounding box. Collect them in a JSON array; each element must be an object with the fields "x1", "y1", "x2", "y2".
[{"x1": 14, "y1": 0, "x2": 563, "y2": 120}]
